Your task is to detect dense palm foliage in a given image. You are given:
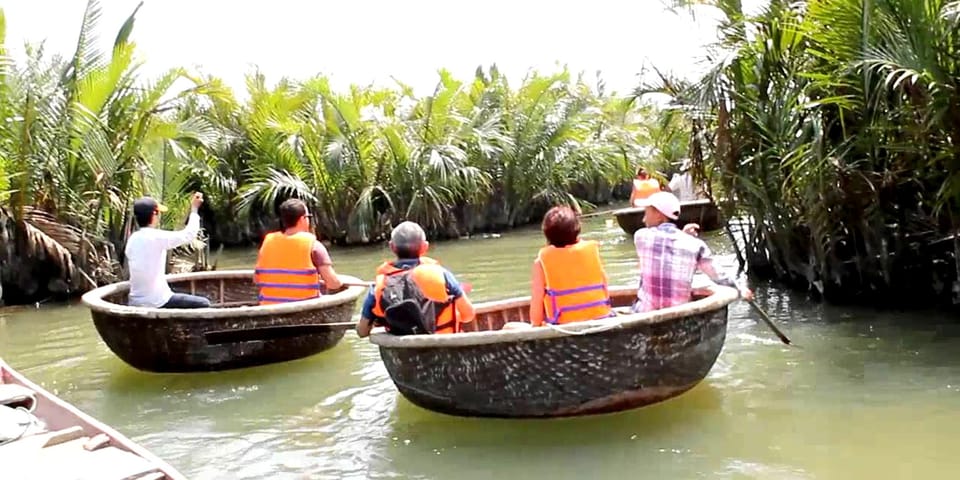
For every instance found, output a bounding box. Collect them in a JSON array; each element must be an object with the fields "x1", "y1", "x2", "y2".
[
  {"x1": 0, "y1": 1, "x2": 665, "y2": 303},
  {"x1": 188, "y1": 67, "x2": 653, "y2": 245},
  {"x1": 0, "y1": 0, "x2": 217, "y2": 301},
  {"x1": 651, "y1": 0, "x2": 960, "y2": 304}
]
